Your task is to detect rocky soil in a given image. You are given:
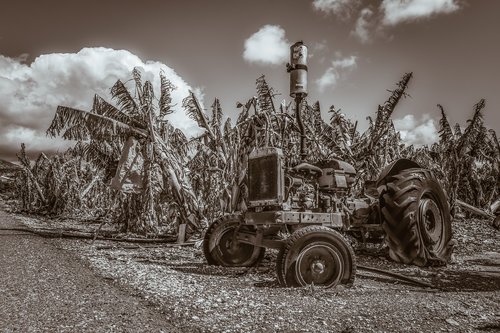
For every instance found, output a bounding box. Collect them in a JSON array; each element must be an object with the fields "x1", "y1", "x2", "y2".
[
  {"x1": 10, "y1": 208, "x2": 499, "y2": 333},
  {"x1": 0, "y1": 209, "x2": 179, "y2": 332}
]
